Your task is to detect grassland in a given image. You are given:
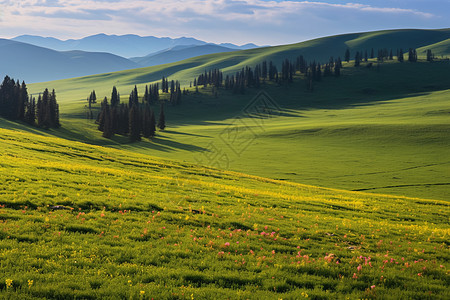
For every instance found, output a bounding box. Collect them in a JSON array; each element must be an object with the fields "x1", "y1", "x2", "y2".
[
  {"x1": 0, "y1": 127, "x2": 449, "y2": 299},
  {"x1": 2, "y1": 29, "x2": 449, "y2": 298},
  {"x1": 27, "y1": 59, "x2": 450, "y2": 201}
]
